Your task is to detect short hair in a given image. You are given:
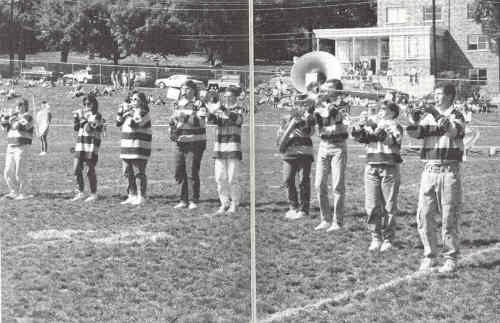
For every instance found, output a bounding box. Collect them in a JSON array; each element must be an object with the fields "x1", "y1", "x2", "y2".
[
  {"x1": 83, "y1": 93, "x2": 98, "y2": 110},
  {"x1": 182, "y1": 80, "x2": 199, "y2": 98},
  {"x1": 383, "y1": 101, "x2": 400, "y2": 119},
  {"x1": 224, "y1": 86, "x2": 241, "y2": 97},
  {"x1": 324, "y1": 78, "x2": 343, "y2": 91},
  {"x1": 437, "y1": 82, "x2": 456, "y2": 102},
  {"x1": 17, "y1": 98, "x2": 29, "y2": 111}
]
